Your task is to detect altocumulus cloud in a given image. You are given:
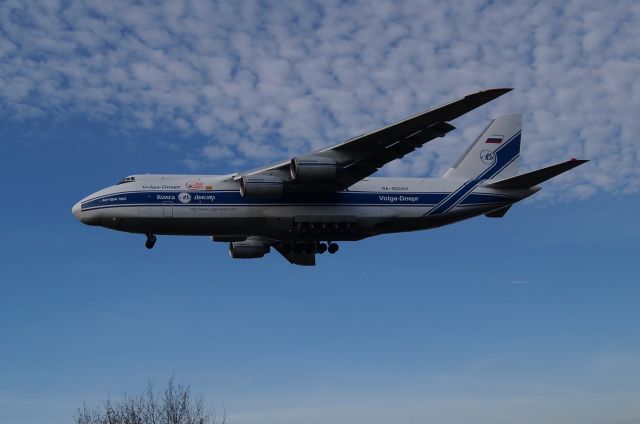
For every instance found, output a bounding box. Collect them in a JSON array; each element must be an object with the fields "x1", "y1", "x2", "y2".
[{"x1": 1, "y1": 0, "x2": 639, "y2": 199}]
